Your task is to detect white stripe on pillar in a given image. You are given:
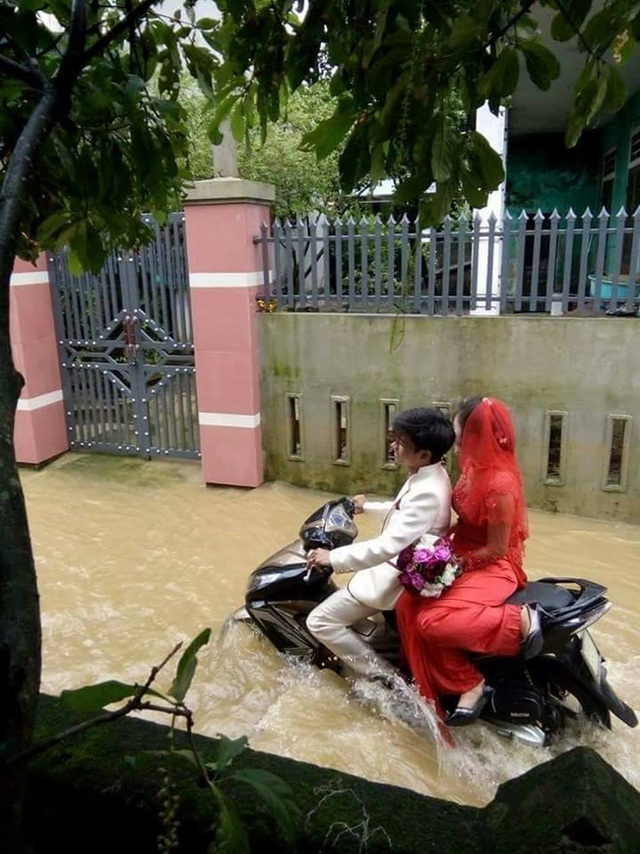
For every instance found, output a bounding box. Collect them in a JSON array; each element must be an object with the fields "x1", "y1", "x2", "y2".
[
  {"x1": 10, "y1": 271, "x2": 50, "y2": 287},
  {"x1": 198, "y1": 412, "x2": 261, "y2": 428},
  {"x1": 17, "y1": 389, "x2": 64, "y2": 411},
  {"x1": 189, "y1": 271, "x2": 272, "y2": 289}
]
